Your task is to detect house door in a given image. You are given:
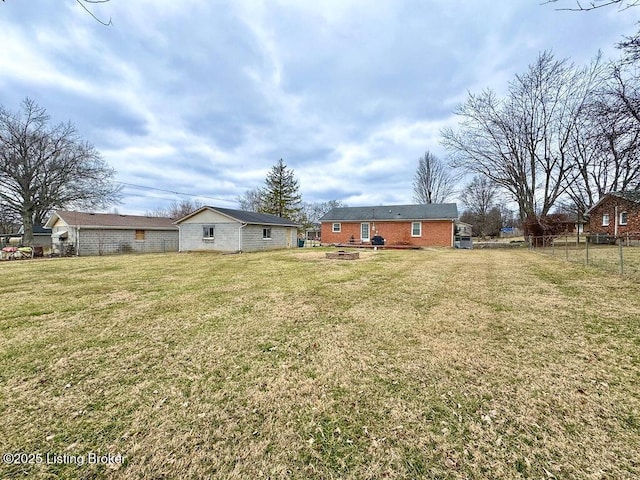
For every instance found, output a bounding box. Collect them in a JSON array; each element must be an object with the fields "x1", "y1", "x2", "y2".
[{"x1": 361, "y1": 222, "x2": 370, "y2": 242}]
